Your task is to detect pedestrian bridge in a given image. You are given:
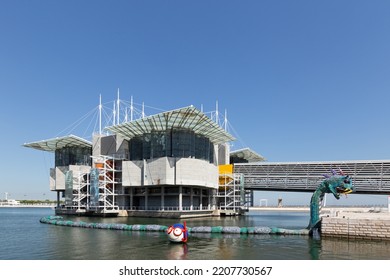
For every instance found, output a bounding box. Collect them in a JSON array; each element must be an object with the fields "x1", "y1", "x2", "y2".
[{"x1": 234, "y1": 160, "x2": 390, "y2": 195}]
